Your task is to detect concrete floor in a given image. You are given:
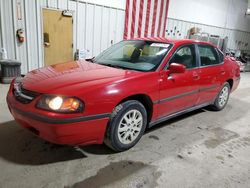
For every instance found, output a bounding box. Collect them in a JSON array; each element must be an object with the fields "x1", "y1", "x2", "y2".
[{"x1": 0, "y1": 73, "x2": 250, "y2": 188}]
